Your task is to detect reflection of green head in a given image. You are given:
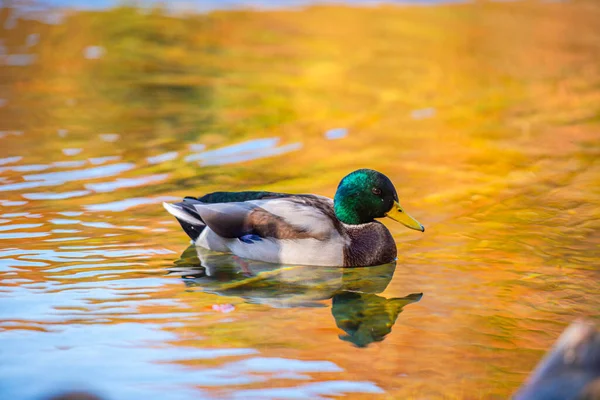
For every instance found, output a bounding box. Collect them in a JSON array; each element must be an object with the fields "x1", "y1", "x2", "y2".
[{"x1": 332, "y1": 292, "x2": 423, "y2": 348}]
